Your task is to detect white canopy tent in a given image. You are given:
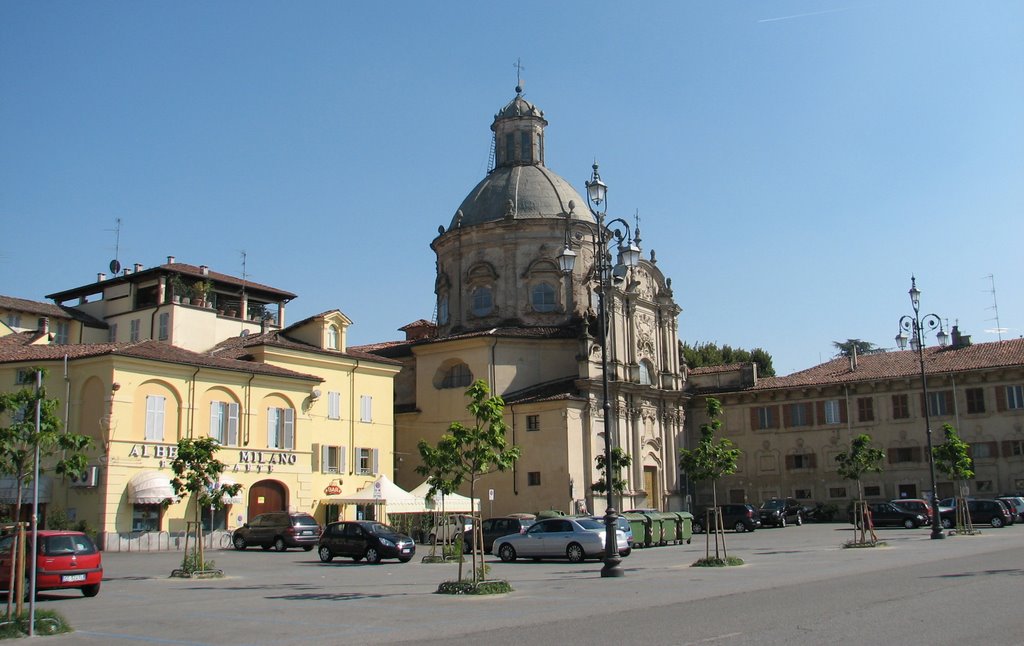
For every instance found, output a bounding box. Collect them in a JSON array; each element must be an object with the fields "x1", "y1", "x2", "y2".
[
  {"x1": 323, "y1": 475, "x2": 423, "y2": 514},
  {"x1": 409, "y1": 481, "x2": 479, "y2": 513}
]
